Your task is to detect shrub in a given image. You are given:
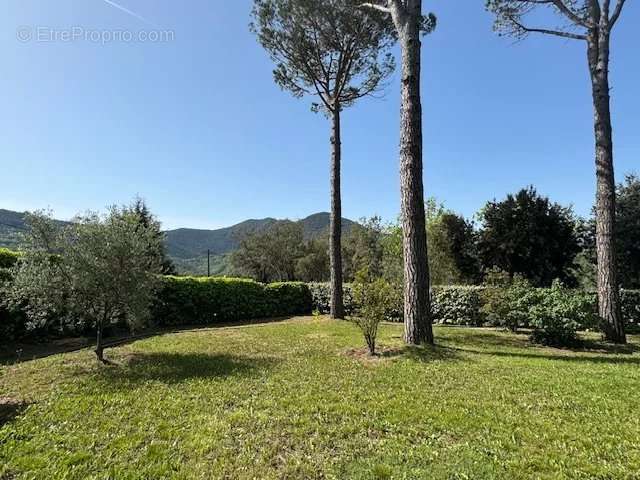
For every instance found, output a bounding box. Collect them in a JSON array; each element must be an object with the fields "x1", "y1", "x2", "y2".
[
  {"x1": 431, "y1": 286, "x2": 485, "y2": 326},
  {"x1": 621, "y1": 290, "x2": 640, "y2": 332},
  {"x1": 153, "y1": 276, "x2": 312, "y2": 326},
  {"x1": 528, "y1": 281, "x2": 592, "y2": 347},
  {"x1": 351, "y1": 270, "x2": 394, "y2": 355},
  {"x1": 481, "y1": 277, "x2": 538, "y2": 331}
]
